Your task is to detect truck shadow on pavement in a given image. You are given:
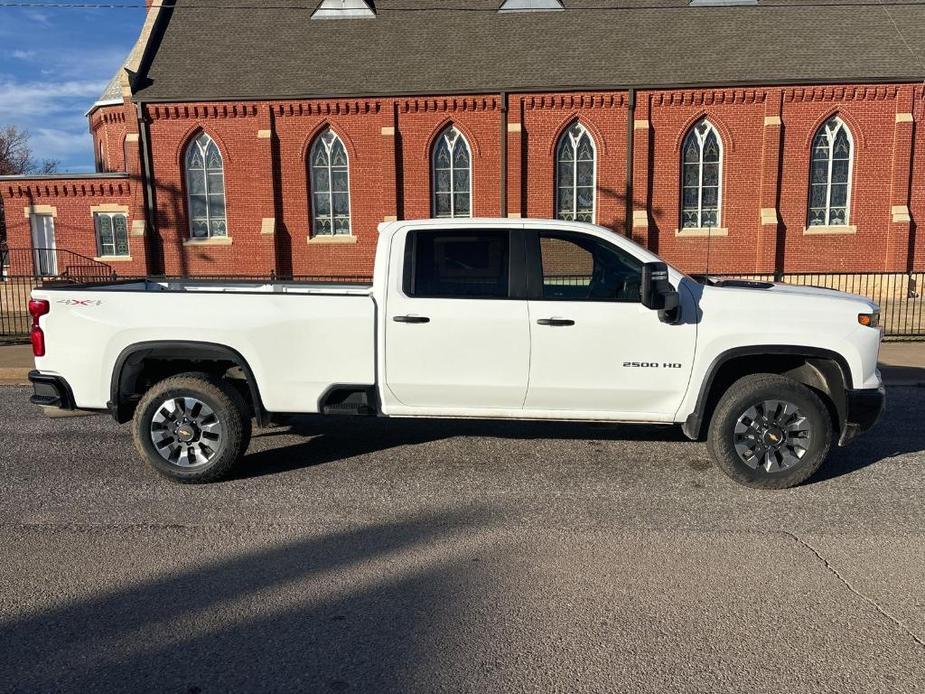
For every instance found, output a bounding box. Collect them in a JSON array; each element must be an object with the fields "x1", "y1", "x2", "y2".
[
  {"x1": 0, "y1": 506, "x2": 500, "y2": 692},
  {"x1": 812, "y1": 386, "x2": 924, "y2": 483},
  {"x1": 237, "y1": 387, "x2": 925, "y2": 486},
  {"x1": 236, "y1": 417, "x2": 691, "y2": 481}
]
